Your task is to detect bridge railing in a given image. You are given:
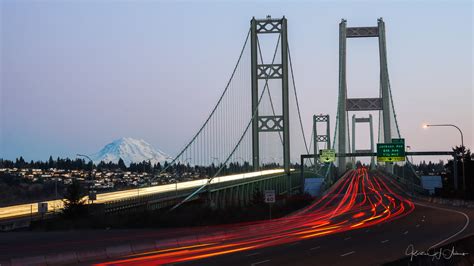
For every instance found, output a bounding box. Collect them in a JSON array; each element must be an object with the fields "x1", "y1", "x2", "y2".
[{"x1": 100, "y1": 170, "x2": 302, "y2": 214}]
